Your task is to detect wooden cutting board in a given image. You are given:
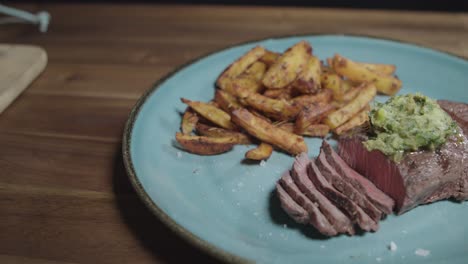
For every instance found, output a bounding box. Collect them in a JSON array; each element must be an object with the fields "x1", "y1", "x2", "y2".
[{"x1": 0, "y1": 44, "x2": 47, "y2": 113}]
